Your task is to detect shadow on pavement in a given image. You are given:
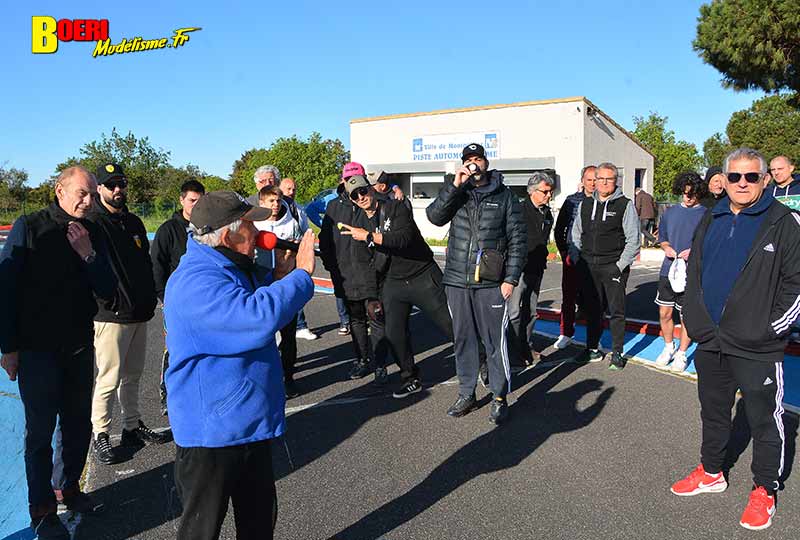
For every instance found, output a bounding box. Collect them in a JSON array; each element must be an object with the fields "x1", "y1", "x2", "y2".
[
  {"x1": 327, "y1": 362, "x2": 614, "y2": 540},
  {"x1": 76, "y1": 462, "x2": 181, "y2": 540}
]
